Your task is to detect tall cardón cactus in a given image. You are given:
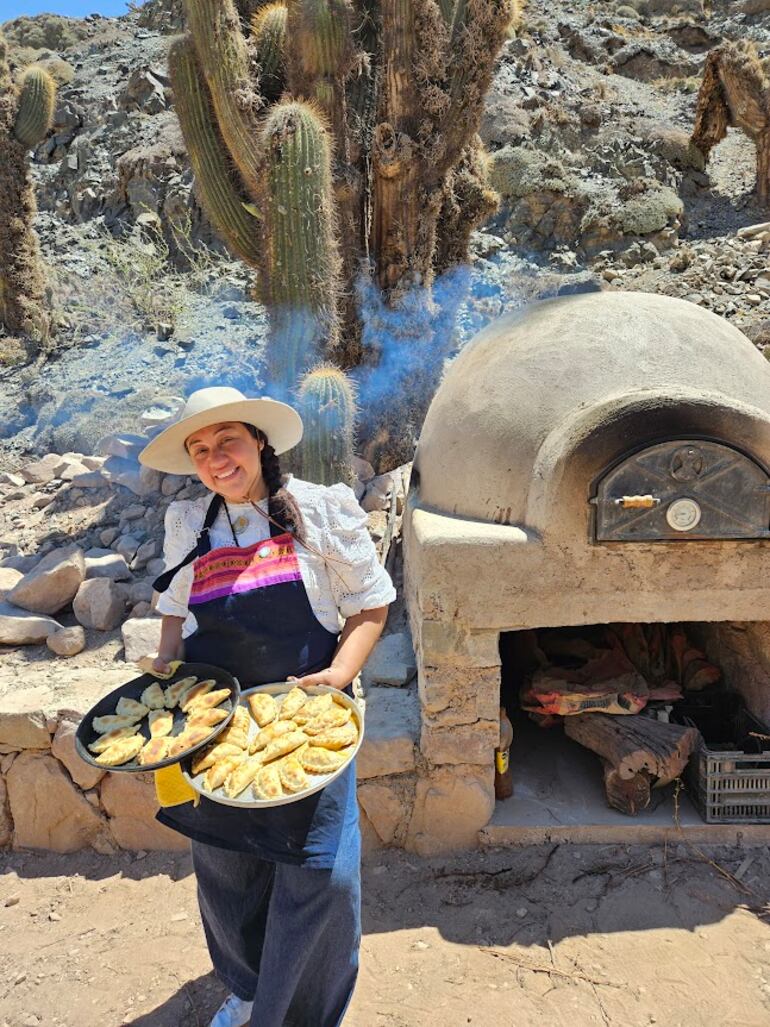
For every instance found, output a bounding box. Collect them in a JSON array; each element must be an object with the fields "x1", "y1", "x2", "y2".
[
  {"x1": 0, "y1": 31, "x2": 56, "y2": 346},
  {"x1": 691, "y1": 40, "x2": 770, "y2": 206},
  {"x1": 297, "y1": 363, "x2": 356, "y2": 486},
  {"x1": 170, "y1": 0, "x2": 512, "y2": 471}
]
